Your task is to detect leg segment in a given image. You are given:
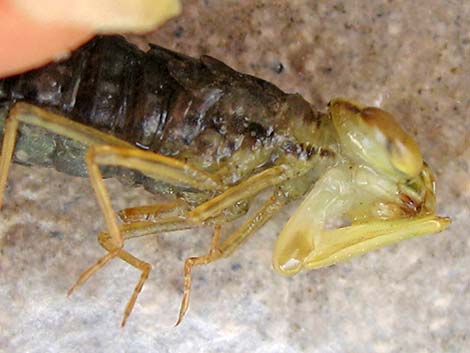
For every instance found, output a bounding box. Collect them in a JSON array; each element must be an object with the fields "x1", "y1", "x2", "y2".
[
  {"x1": 175, "y1": 190, "x2": 288, "y2": 325},
  {"x1": 0, "y1": 102, "x2": 132, "y2": 208},
  {"x1": 85, "y1": 144, "x2": 223, "y2": 247},
  {"x1": 0, "y1": 103, "x2": 231, "y2": 325},
  {"x1": 118, "y1": 199, "x2": 188, "y2": 223},
  {"x1": 188, "y1": 165, "x2": 290, "y2": 222},
  {"x1": 86, "y1": 144, "x2": 291, "y2": 248},
  {"x1": 67, "y1": 211, "x2": 203, "y2": 326},
  {"x1": 67, "y1": 204, "x2": 249, "y2": 326},
  {"x1": 175, "y1": 225, "x2": 222, "y2": 326},
  {"x1": 68, "y1": 229, "x2": 152, "y2": 327},
  {"x1": 96, "y1": 230, "x2": 155, "y2": 327},
  {"x1": 67, "y1": 216, "x2": 192, "y2": 326},
  {"x1": 67, "y1": 216, "x2": 194, "y2": 298}
]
